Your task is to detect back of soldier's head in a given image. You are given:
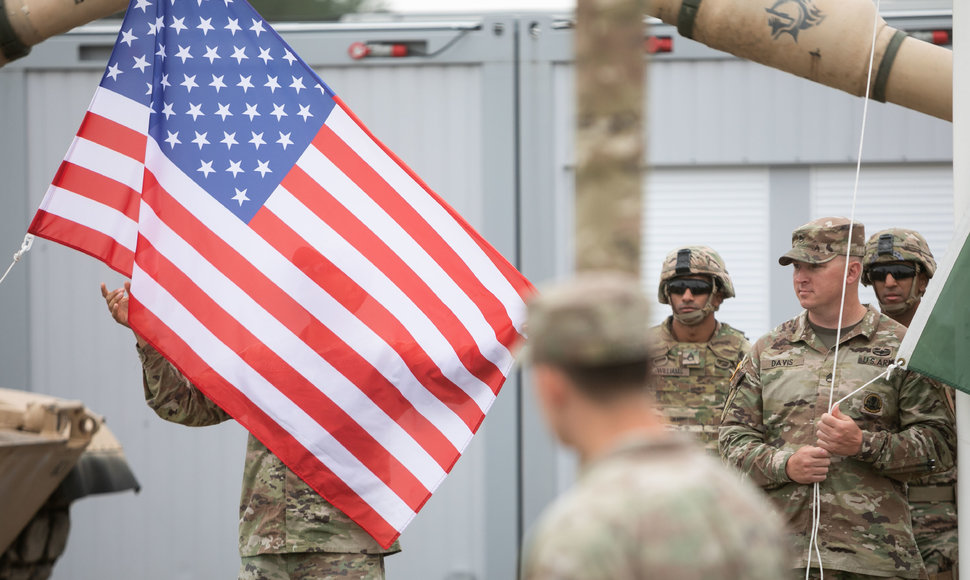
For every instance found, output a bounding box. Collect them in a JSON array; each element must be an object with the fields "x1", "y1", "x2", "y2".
[{"x1": 526, "y1": 271, "x2": 651, "y2": 399}]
